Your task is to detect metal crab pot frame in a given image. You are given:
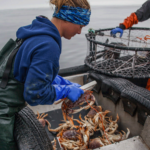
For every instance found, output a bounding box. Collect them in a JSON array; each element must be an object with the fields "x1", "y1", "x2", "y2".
[{"x1": 85, "y1": 27, "x2": 150, "y2": 78}]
